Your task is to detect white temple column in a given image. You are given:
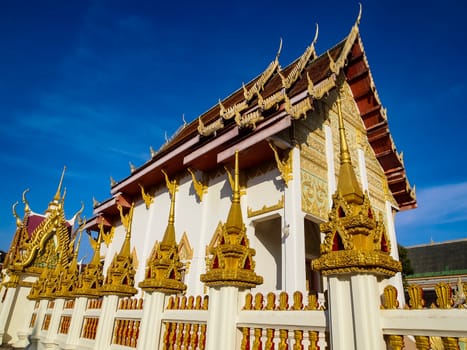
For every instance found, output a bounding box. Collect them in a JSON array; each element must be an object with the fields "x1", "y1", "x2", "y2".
[
  {"x1": 41, "y1": 298, "x2": 64, "y2": 349},
  {"x1": 350, "y1": 274, "x2": 385, "y2": 349},
  {"x1": 28, "y1": 299, "x2": 47, "y2": 350},
  {"x1": 327, "y1": 275, "x2": 355, "y2": 349},
  {"x1": 205, "y1": 286, "x2": 239, "y2": 350},
  {"x1": 63, "y1": 297, "x2": 87, "y2": 350},
  {"x1": 283, "y1": 147, "x2": 306, "y2": 294},
  {"x1": 93, "y1": 295, "x2": 118, "y2": 350},
  {"x1": 8, "y1": 284, "x2": 35, "y2": 348},
  {"x1": 327, "y1": 273, "x2": 385, "y2": 350},
  {"x1": 0, "y1": 286, "x2": 17, "y2": 344},
  {"x1": 136, "y1": 292, "x2": 166, "y2": 350},
  {"x1": 385, "y1": 201, "x2": 406, "y2": 306}
]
